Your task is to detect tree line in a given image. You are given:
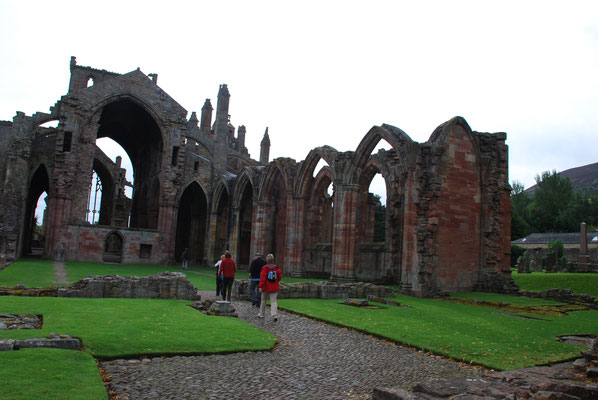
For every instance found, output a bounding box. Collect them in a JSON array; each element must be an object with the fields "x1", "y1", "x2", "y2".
[{"x1": 511, "y1": 170, "x2": 598, "y2": 240}]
